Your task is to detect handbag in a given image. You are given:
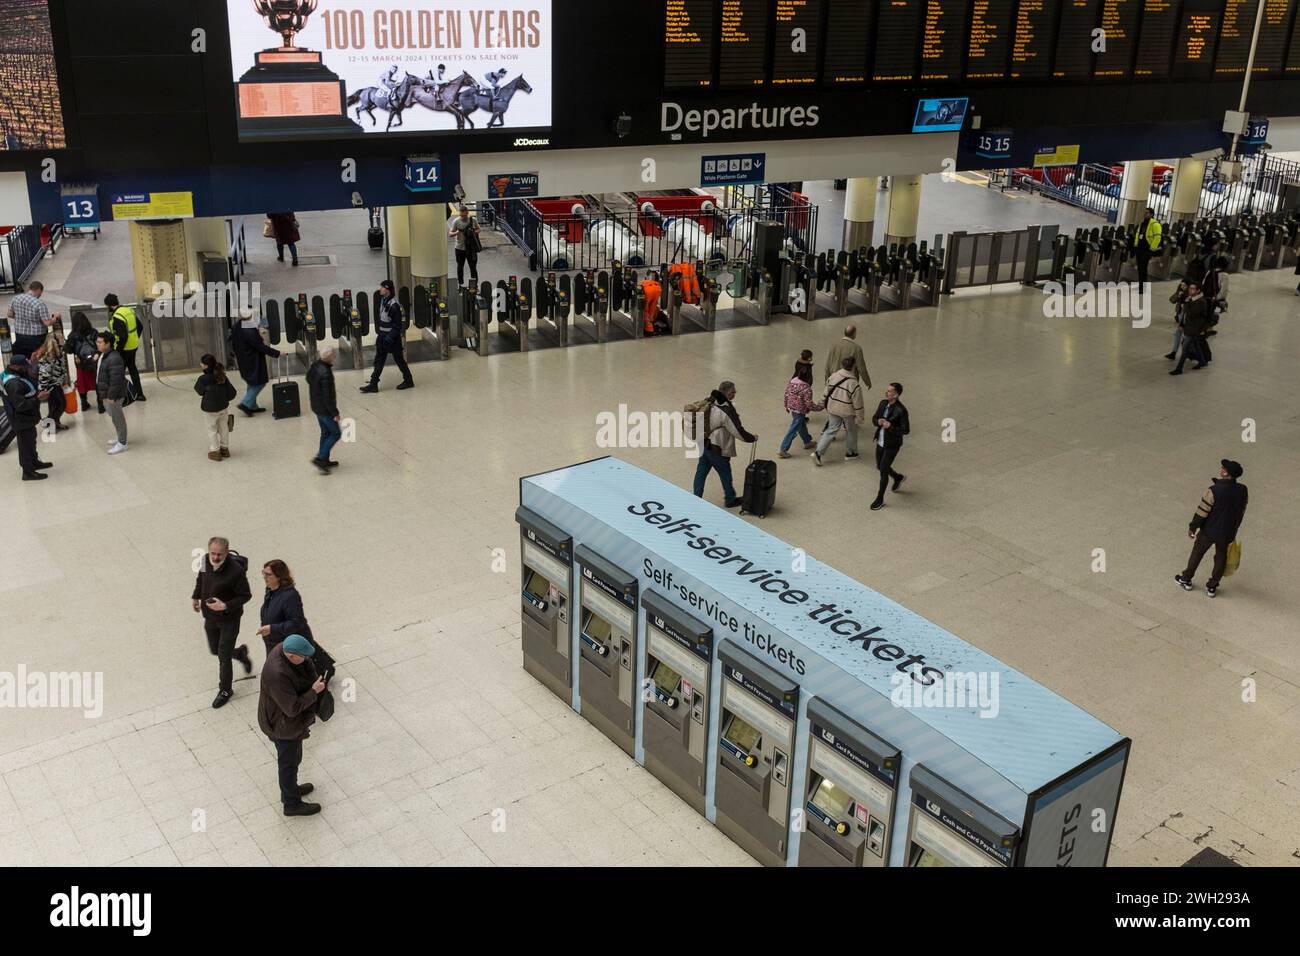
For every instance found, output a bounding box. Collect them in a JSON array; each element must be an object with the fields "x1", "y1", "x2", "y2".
[
  {"x1": 465, "y1": 221, "x2": 483, "y2": 255},
  {"x1": 262, "y1": 218, "x2": 274, "y2": 238},
  {"x1": 1223, "y1": 540, "x2": 1241, "y2": 577},
  {"x1": 316, "y1": 688, "x2": 335, "y2": 722},
  {"x1": 63, "y1": 385, "x2": 77, "y2": 416}
]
